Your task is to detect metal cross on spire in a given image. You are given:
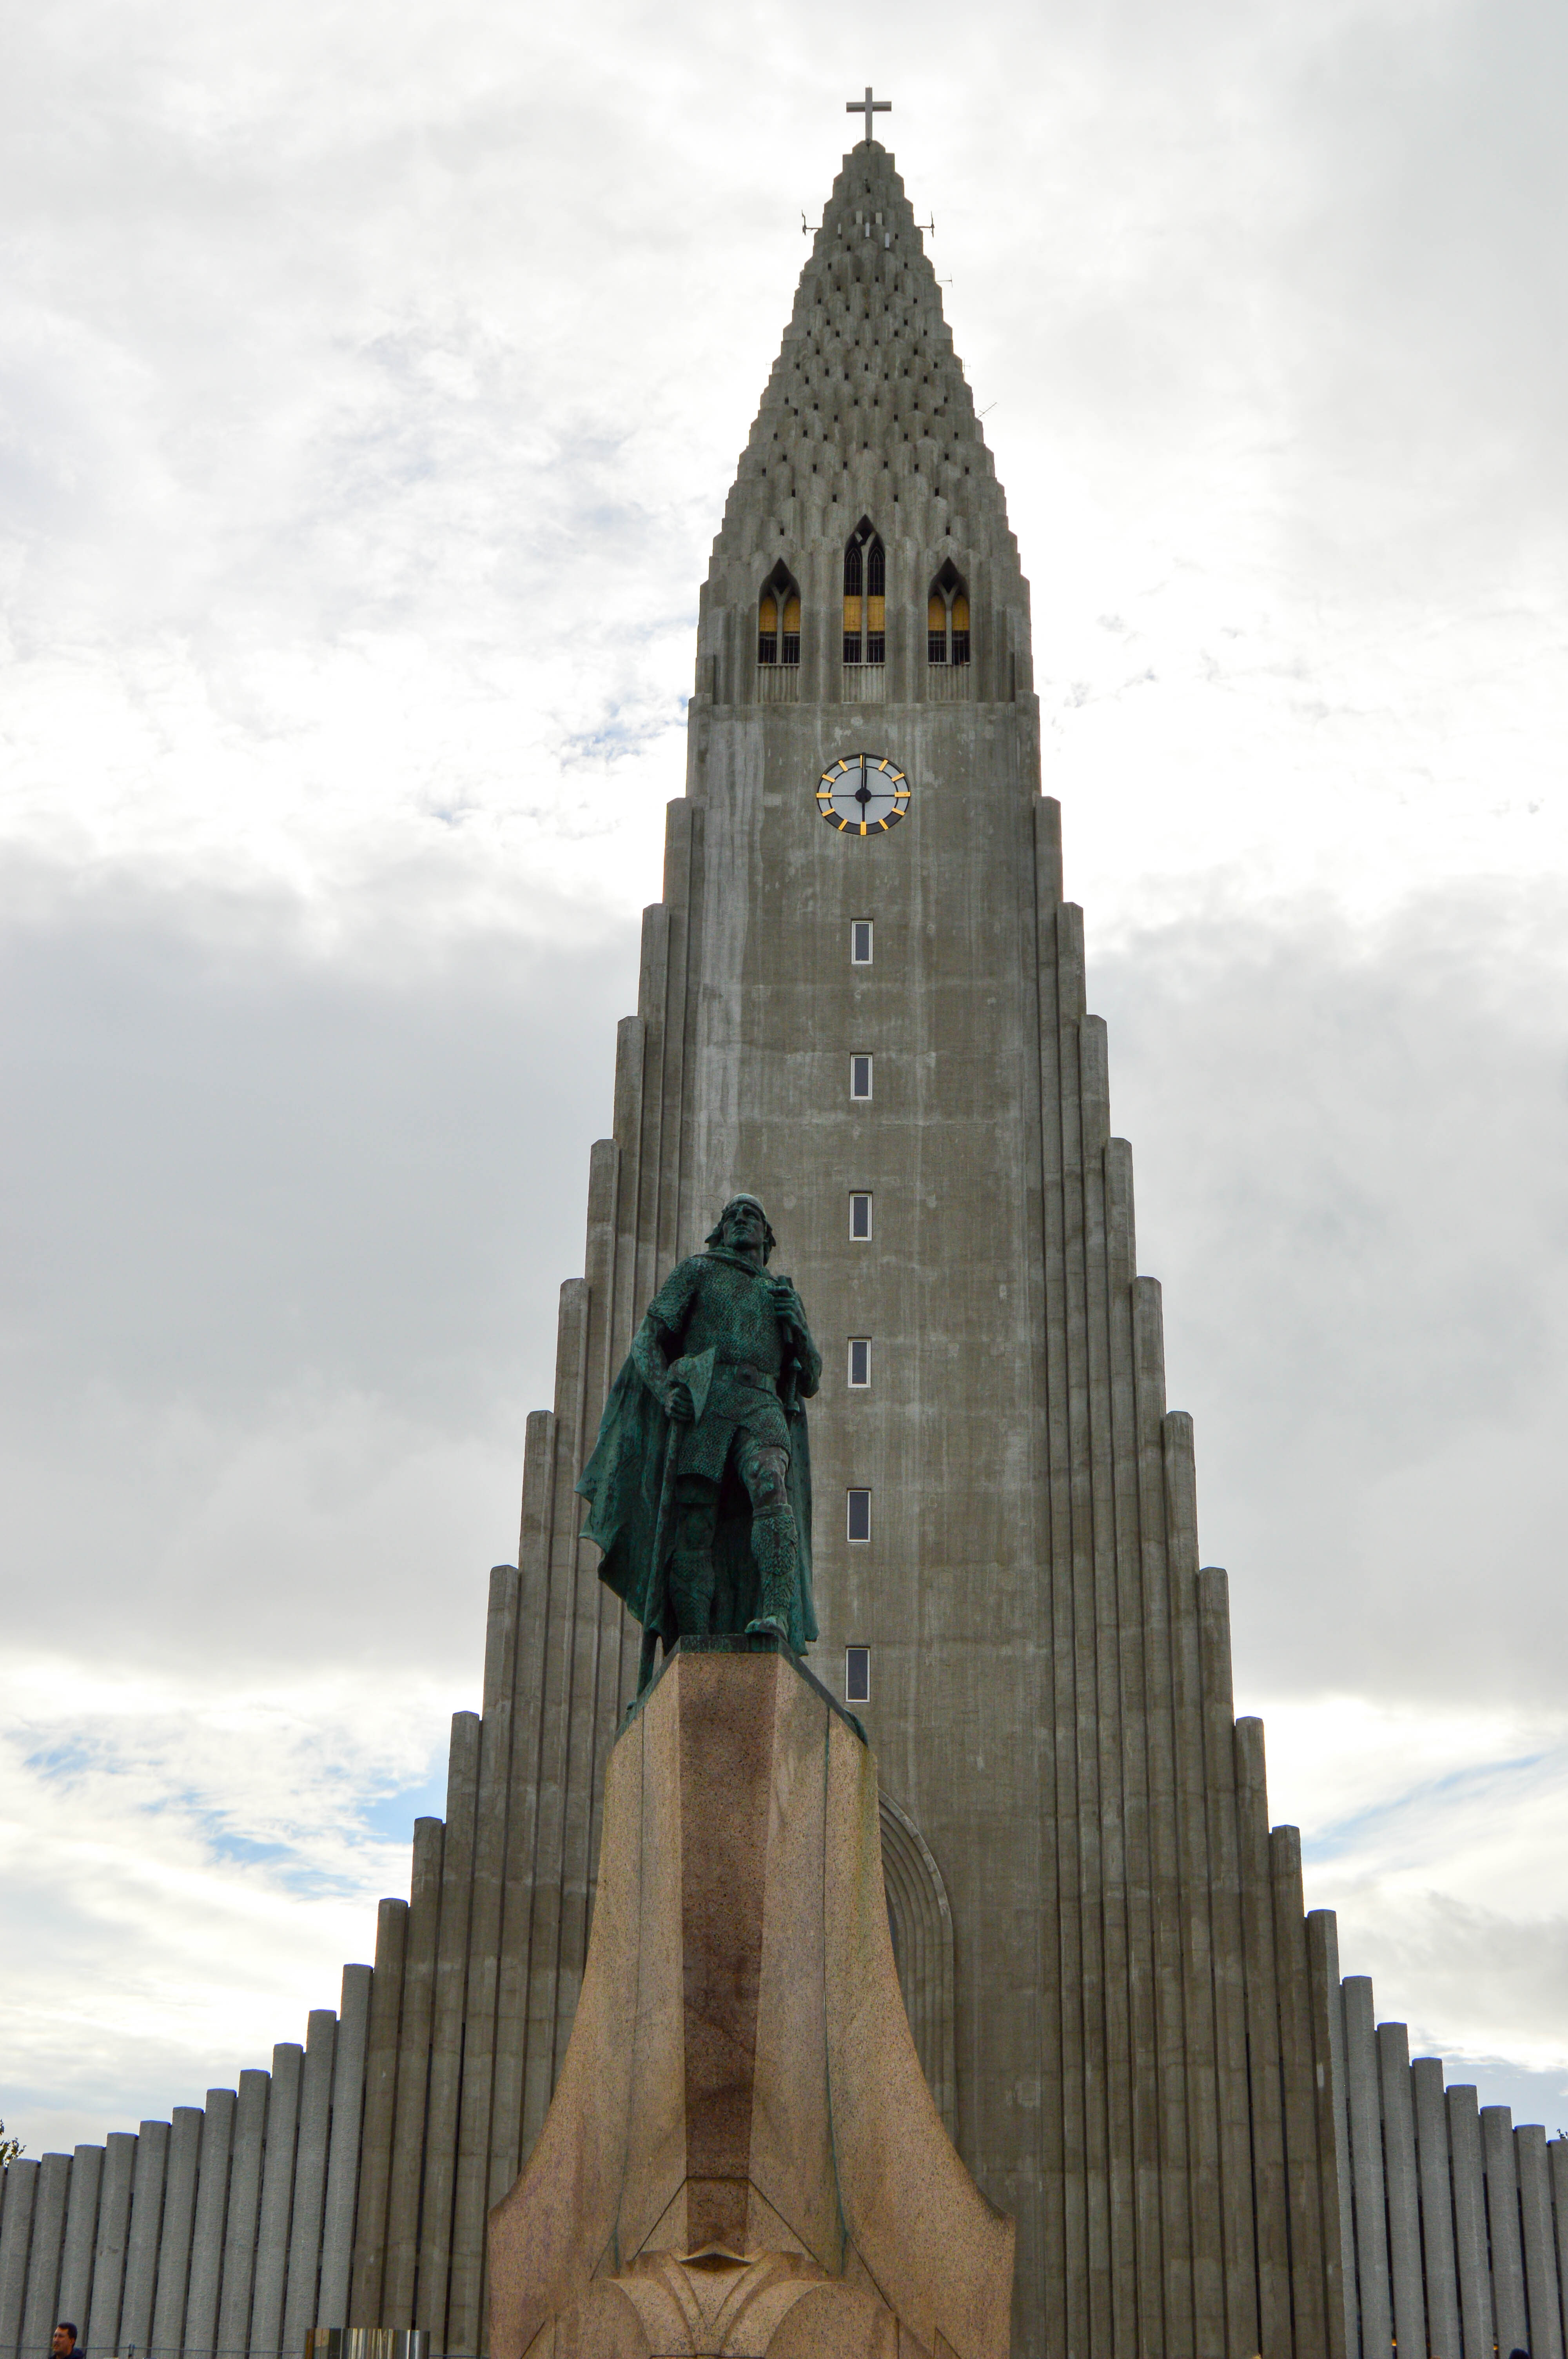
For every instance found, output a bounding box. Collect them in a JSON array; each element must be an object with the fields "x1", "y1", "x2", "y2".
[{"x1": 846, "y1": 86, "x2": 891, "y2": 144}]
